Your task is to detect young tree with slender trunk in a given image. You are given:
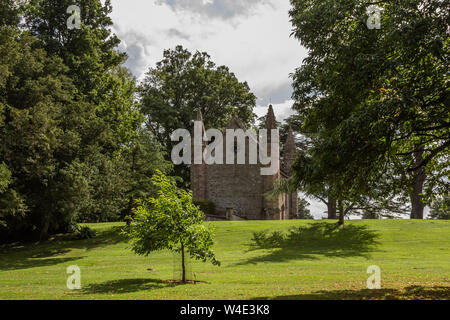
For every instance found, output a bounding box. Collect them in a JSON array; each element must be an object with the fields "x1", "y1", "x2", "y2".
[
  {"x1": 138, "y1": 45, "x2": 256, "y2": 186},
  {"x1": 124, "y1": 171, "x2": 220, "y2": 283}
]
